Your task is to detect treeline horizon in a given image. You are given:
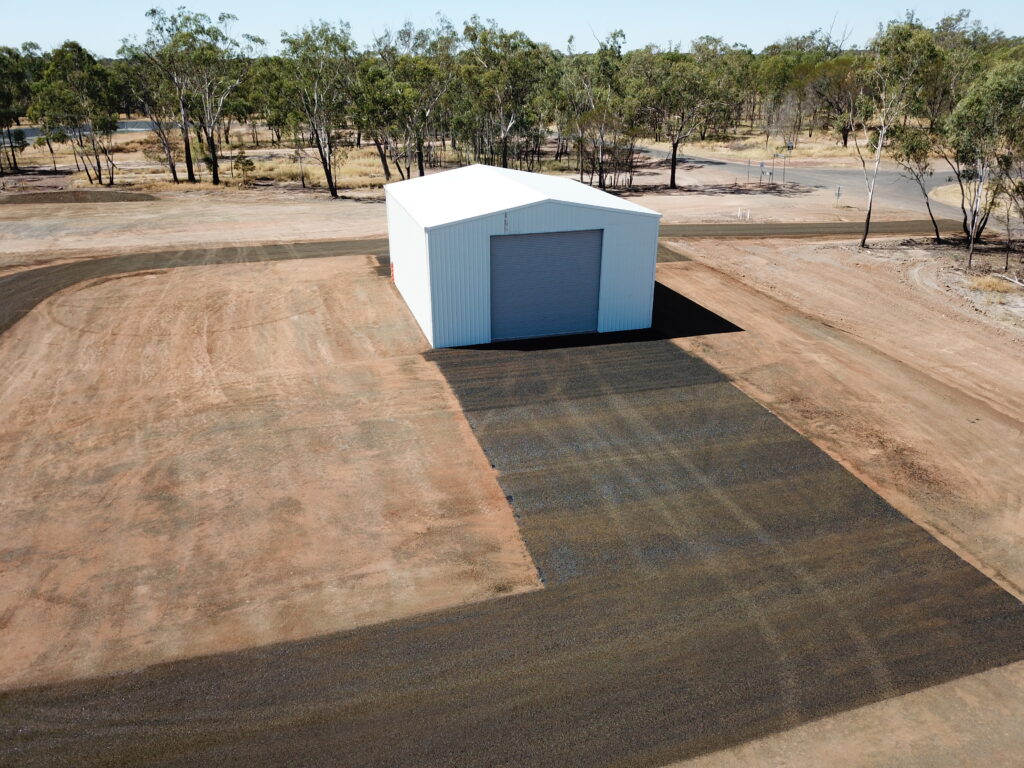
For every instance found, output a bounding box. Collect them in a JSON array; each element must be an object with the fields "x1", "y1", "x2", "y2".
[{"x1": 1, "y1": 7, "x2": 1023, "y2": 252}]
